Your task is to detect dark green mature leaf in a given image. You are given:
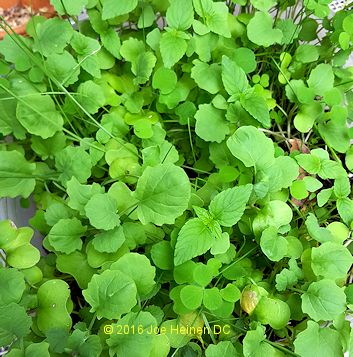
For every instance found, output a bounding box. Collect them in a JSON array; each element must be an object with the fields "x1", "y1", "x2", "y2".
[
  {"x1": 0, "y1": 268, "x2": 25, "y2": 306},
  {"x1": 301, "y1": 279, "x2": 346, "y2": 321},
  {"x1": 0, "y1": 150, "x2": 36, "y2": 198},
  {"x1": 209, "y1": 184, "x2": 252, "y2": 227},
  {"x1": 134, "y1": 164, "x2": 191, "y2": 225},
  {"x1": 0, "y1": 303, "x2": 32, "y2": 346},
  {"x1": 83, "y1": 269, "x2": 137, "y2": 319}
]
